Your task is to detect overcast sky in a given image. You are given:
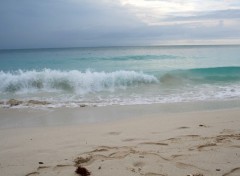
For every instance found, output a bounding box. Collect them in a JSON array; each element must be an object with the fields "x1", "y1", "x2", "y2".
[{"x1": 1, "y1": 0, "x2": 240, "y2": 49}]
